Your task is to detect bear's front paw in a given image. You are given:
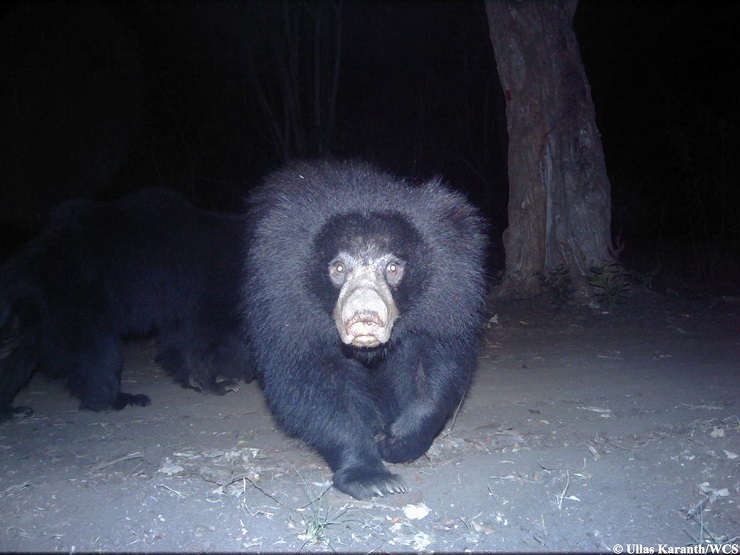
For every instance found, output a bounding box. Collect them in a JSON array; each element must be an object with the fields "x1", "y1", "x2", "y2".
[
  {"x1": 0, "y1": 405, "x2": 34, "y2": 421},
  {"x1": 376, "y1": 431, "x2": 430, "y2": 464},
  {"x1": 113, "y1": 392, "x2": 151, "y2": 410},
  {"x1": 333, "y1": 465, "x2": 407, "y2": 500},
  {"x1": 189, "y1": 377, "x2": 239, "y2": 395}
]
